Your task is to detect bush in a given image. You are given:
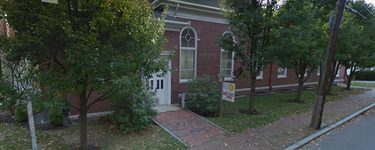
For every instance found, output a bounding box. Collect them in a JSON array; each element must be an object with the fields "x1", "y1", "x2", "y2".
[
  {"x1": 186, "y1": 76, "x2": 220, "y2": 117},
  {"x1": 354, "y1": 70, "x2": 375, "y2": 81},
  {"x1": 47, "y1": 97, "x2": 67, "y2": 126},
  {"x1": 111, "y1": 79, "x2": 158, "y2": 133},
  {"x1": 15, "y1": 105, "x2": 28, "y2": 123},
  {"x1": 0, "y1": 79, "x2": 21, "y2": 114}
]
